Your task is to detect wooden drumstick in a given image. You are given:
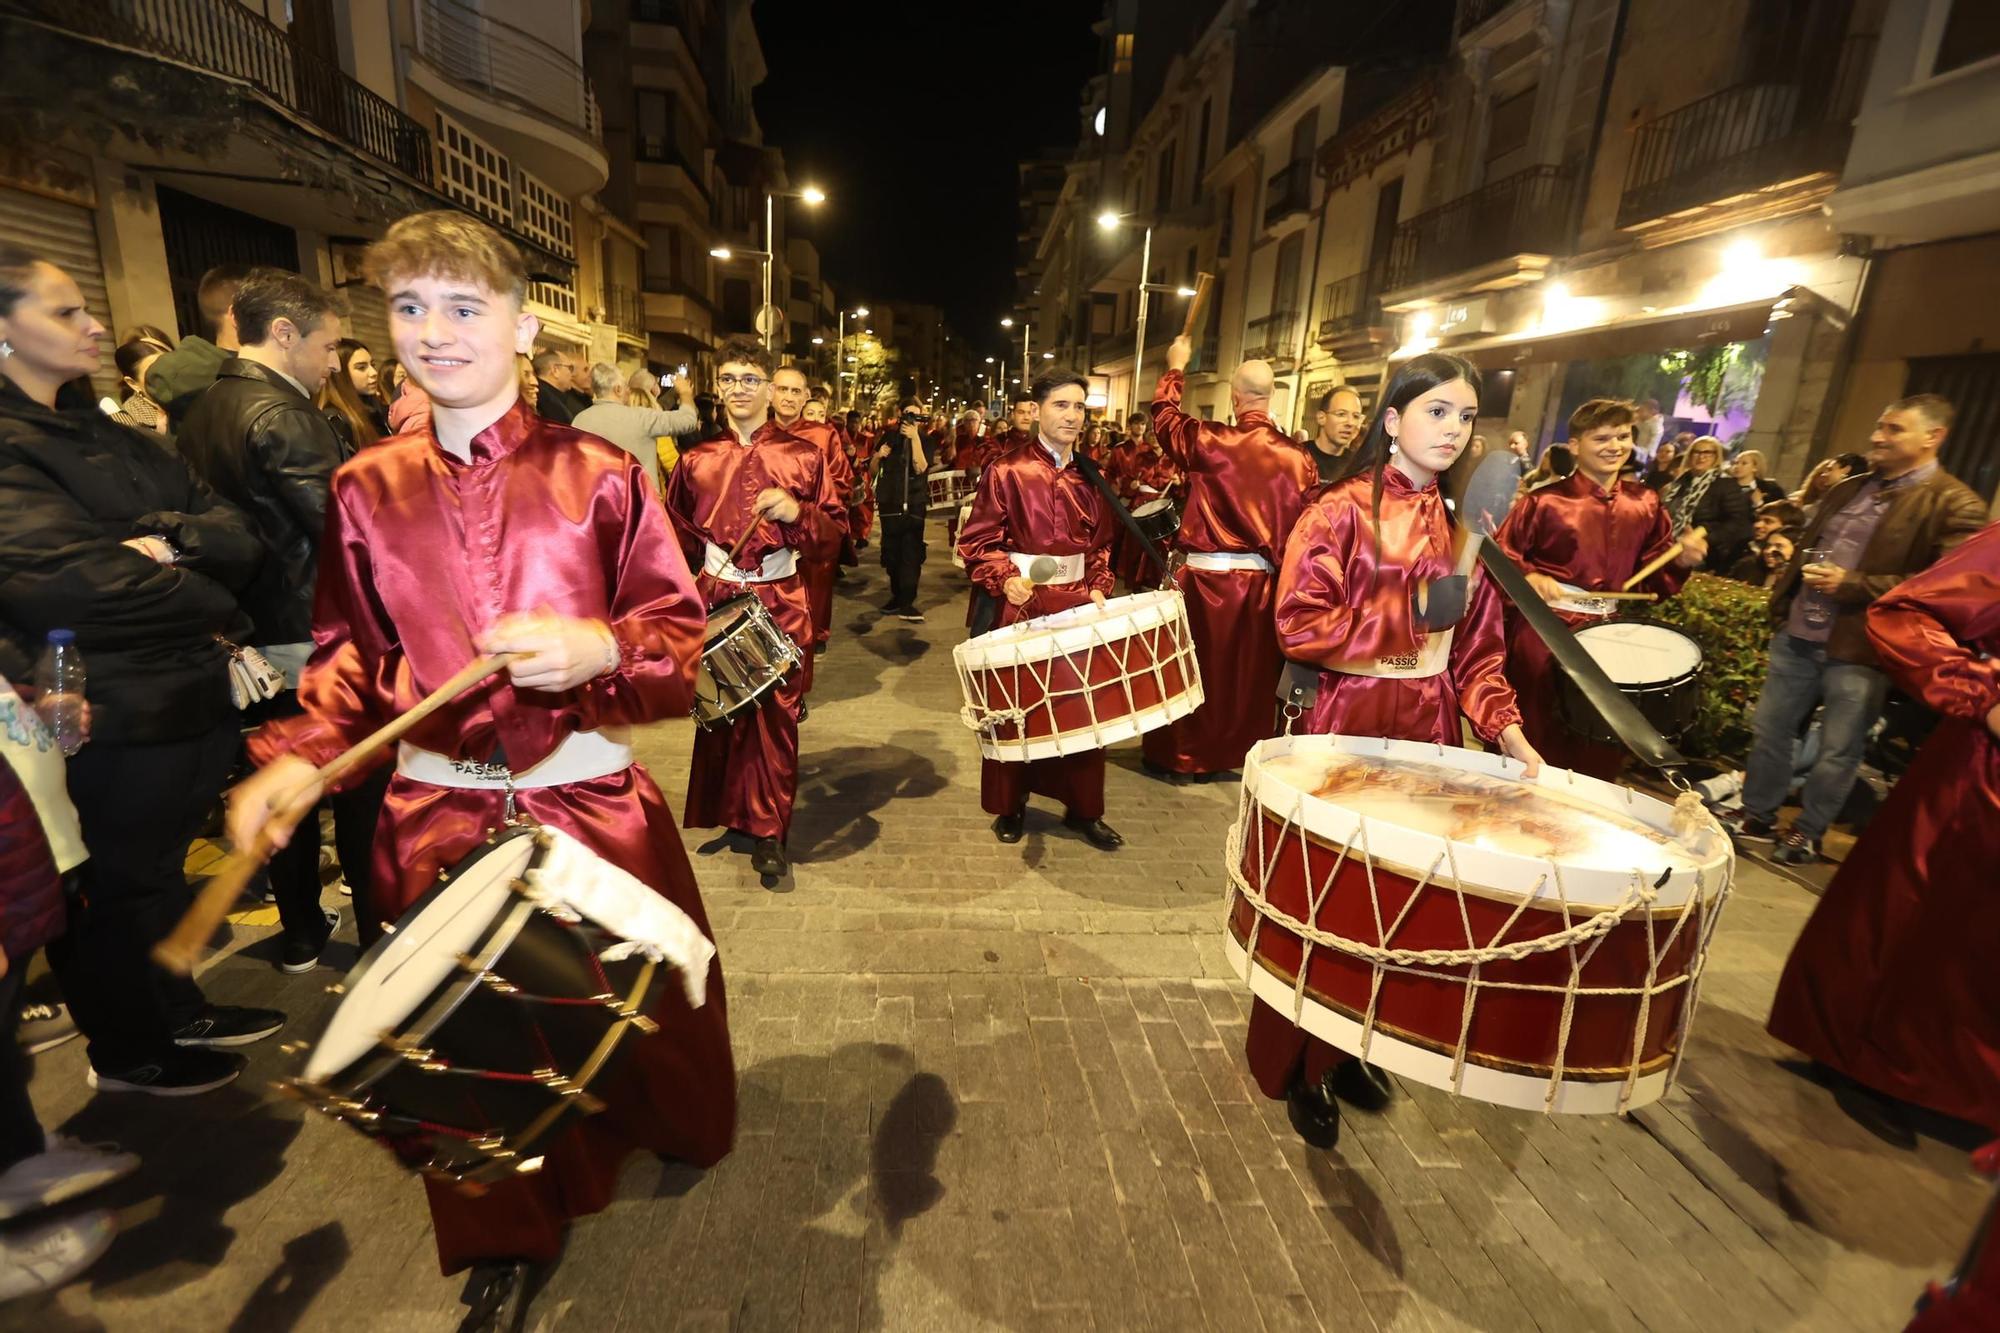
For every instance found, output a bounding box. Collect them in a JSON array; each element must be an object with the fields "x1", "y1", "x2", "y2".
[
  {"x1": 152, "y1": 651, "x2": 520, "y2": 976},
  {"x1": 724, "y1": 515, "x2": 765, "y2": 569},
  {"x1": 1623, "y1": 526, "x2": 1703, "y2": 591},
  {"x1": 1179, "y1": 272, "x2": 1215, "y2": 339}
]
